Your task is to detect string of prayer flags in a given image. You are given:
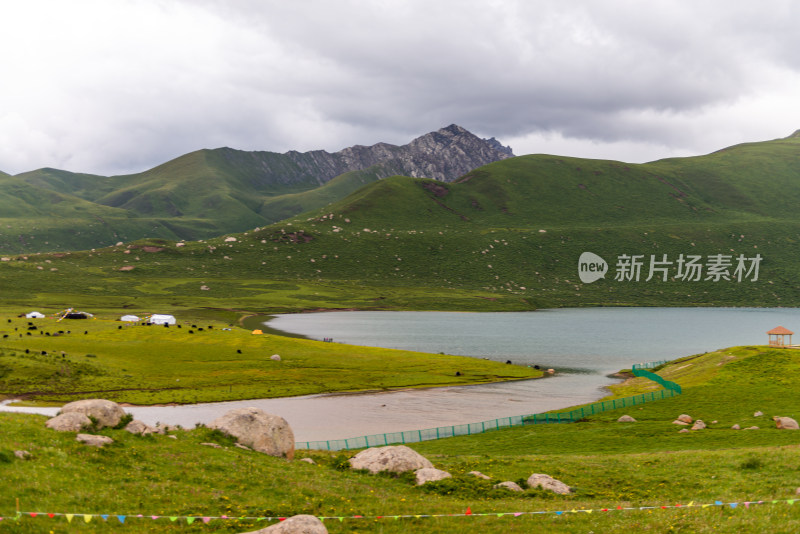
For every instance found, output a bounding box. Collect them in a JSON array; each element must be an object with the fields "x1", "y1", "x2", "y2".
[{"x1": 4, "y1": 498, "x2": 800, "y2": 524}]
